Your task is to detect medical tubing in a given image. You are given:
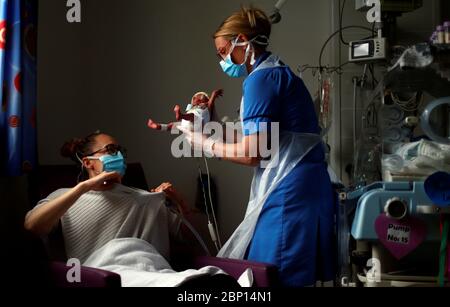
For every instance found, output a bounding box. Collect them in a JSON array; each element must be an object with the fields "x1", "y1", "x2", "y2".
[
  {"x1": 171, "y1": 206, "x2": 185, "y2": 237},
  {"x1": 204, "y1": 158, "x2": 222, "y2": 248},
  {"x1": 197, "y1": 161, "x2": 212, "y2": 223},
  {"x1": 168, "y1": 206, "x2": 184, "y2": 236},
  {"x1": 175, "y1": 217, "x2": 182, "y2": 236},
  {"x1": 209, "y1": 221, "x2": 221, "y2": 252},
  {"x1": 208, "y1": 222, "x2": 218, "y2": 243},
  {"x1": 176, "y1": 211, "x2": 211, "y2": 256},
  {"x1": 197, "y1": 160, "x2": 220, "y2": 252}
]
